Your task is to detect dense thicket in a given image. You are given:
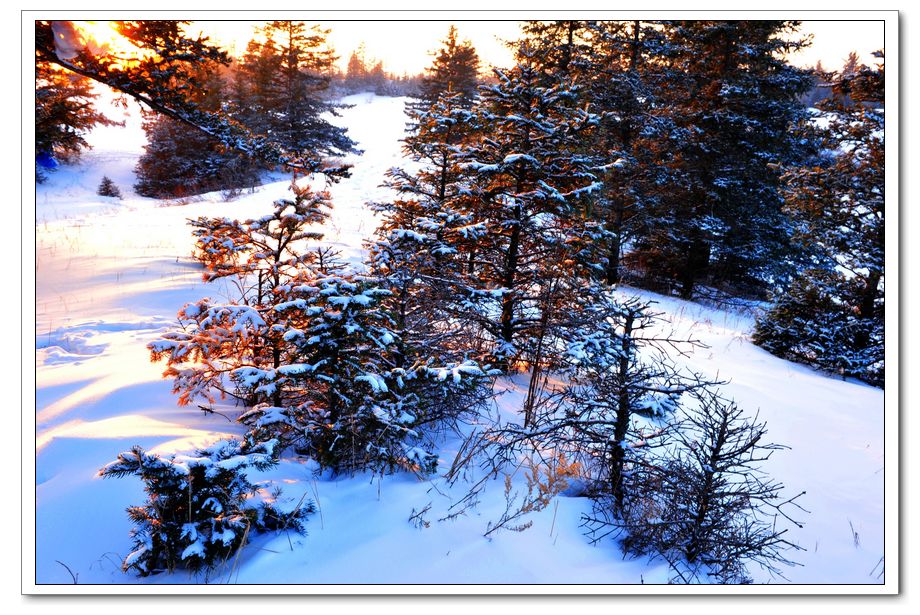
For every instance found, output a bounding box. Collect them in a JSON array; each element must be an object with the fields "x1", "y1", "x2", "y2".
[
  {"x1": 754, "y1": 53, "x2": 885, "y2": 386},
  {"x1": 624, "y1": 21, "x2": 814, "y2": 298},
  {"x1": 134, "y1": 61, "x2": 261, "y2": 198}
]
